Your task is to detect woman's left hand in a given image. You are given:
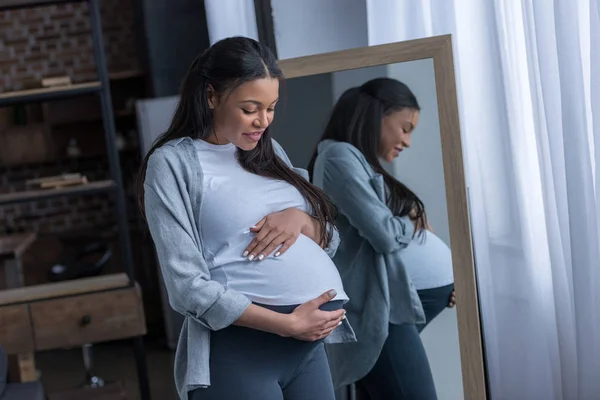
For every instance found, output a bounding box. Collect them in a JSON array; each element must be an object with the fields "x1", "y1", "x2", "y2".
[
  {"x1": 243, "y1": 208, "x2": 309, "y2": 261},
  {"x1": 448, "y1": 290, "x2": 456, "y2": 308}
]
